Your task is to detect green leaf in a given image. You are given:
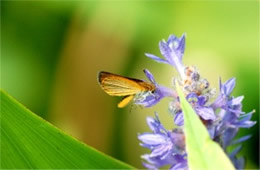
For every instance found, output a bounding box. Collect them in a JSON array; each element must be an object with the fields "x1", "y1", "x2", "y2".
[
  {"x1": 0, "y1": 90, "x2": 134, "y2": 169},
  {"x1": 175, "y1": 83, "x2": 235, "y2": 170}
]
